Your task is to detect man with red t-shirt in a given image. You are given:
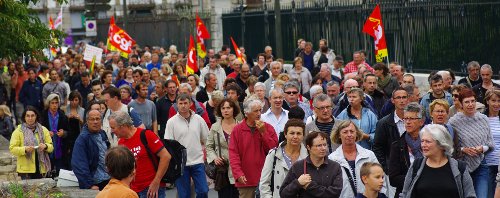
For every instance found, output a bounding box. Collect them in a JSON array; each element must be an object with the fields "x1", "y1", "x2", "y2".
[
  {"x1": 108, "y1": 111, "x2": 171, "y2": 198},
  {"x1": 343, "y1": 51, "x2": 374, "y2": 74}
]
